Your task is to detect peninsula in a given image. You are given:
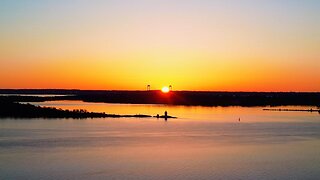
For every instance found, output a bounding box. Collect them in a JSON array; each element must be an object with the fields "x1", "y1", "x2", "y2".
[{"x1": 0, "y1": 98, "x2": 177, "y2": 119}]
